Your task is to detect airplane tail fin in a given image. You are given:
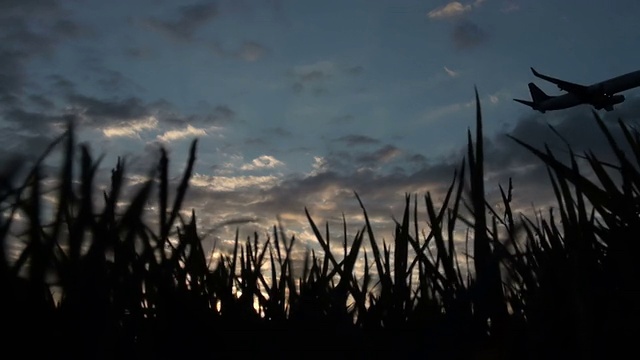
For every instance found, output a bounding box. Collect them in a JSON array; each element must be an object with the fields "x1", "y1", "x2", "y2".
[
  {"x1": 527, "y1": 82, "x2": 551, "y2": 102},
  {"x1": 513, "y1": 82, "x2": 550, "y2": 113}
]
